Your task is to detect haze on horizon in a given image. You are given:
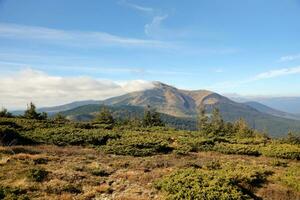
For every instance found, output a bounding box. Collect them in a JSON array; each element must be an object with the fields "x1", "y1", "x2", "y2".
[{"x1": 0, "y1": 0, "x2": 300, "y2": 109}]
